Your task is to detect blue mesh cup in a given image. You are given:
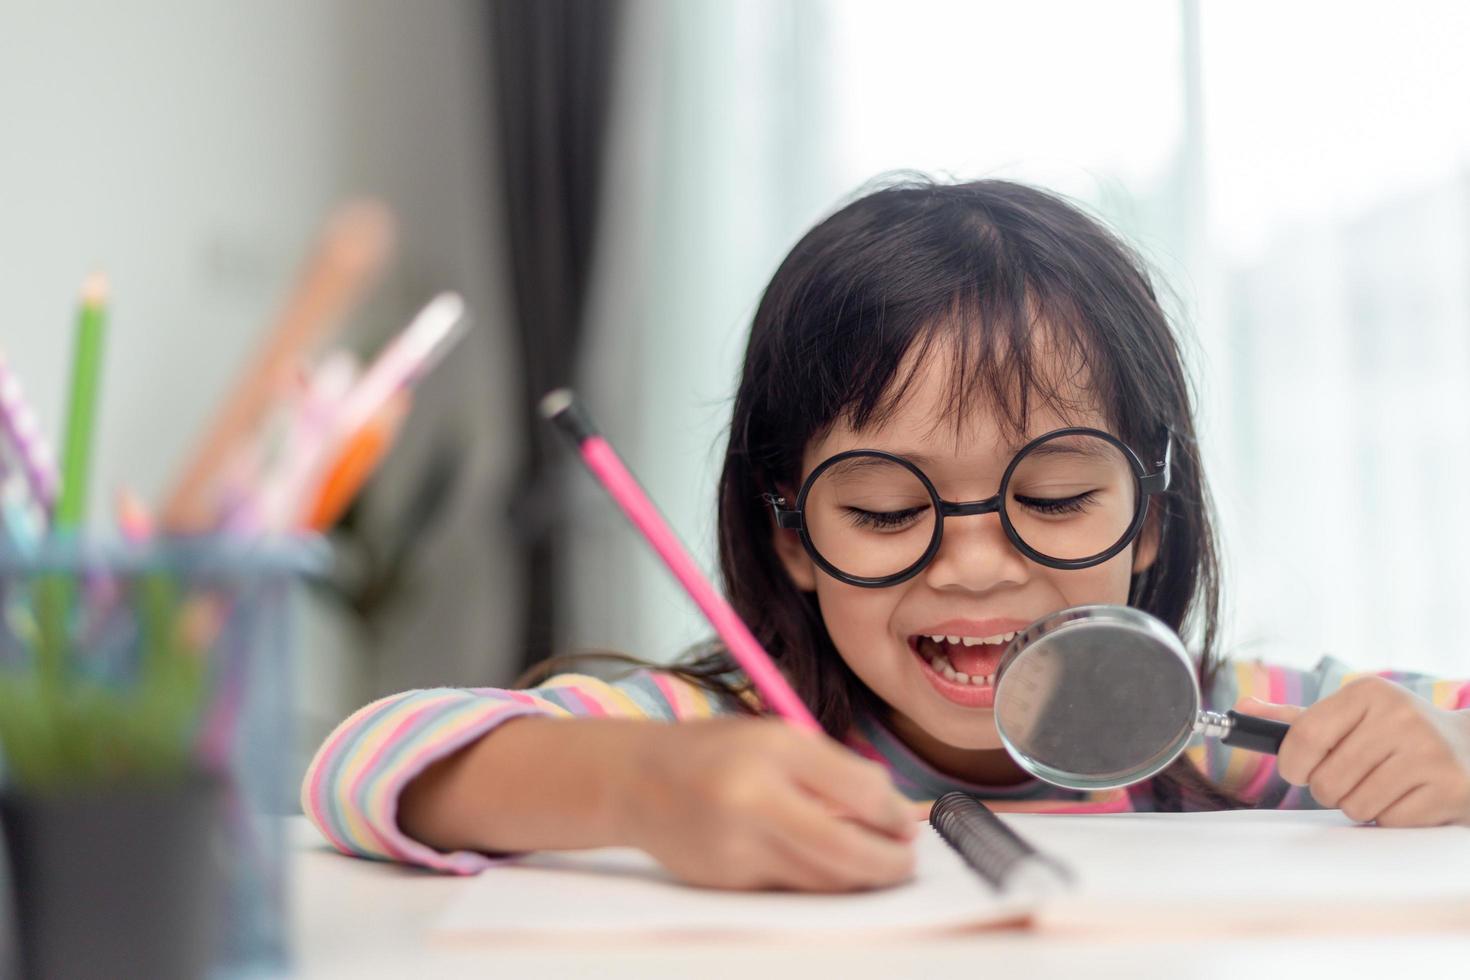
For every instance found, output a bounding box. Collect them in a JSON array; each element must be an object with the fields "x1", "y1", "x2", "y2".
[{"x1": 0, "y1": 535, "x2": 328, "y2": 976}]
